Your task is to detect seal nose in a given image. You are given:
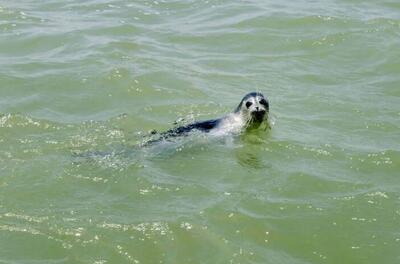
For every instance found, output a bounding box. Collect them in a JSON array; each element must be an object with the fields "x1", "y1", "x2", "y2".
[{"x1": 255, "y1": 106, "x2": 259, "y2": 111}]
